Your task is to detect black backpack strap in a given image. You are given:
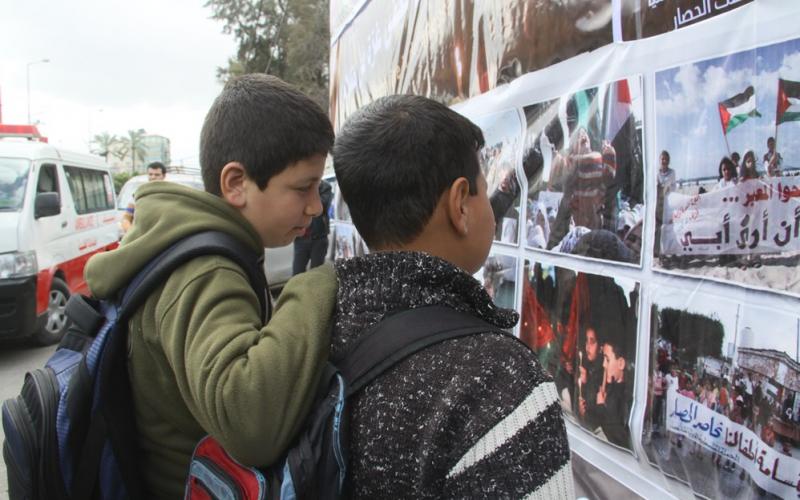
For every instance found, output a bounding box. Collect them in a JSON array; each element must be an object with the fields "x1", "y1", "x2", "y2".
[
  {"x1": 339, "y1": 305, "x2": 515, "y2": 396},
  {"x1": 118, "y1": 230, "x2": 270, "y2": 322},
  {"x1": 72, "y1": 231, "x2": 269, "y2": 500}
]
